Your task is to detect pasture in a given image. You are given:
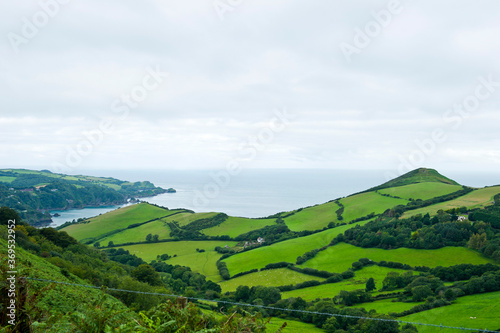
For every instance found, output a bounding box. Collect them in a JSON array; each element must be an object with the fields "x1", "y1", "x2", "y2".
[
  {"x1": 113, "y1": 240, "x2": 237, "y2": 282},
  {"x1": 340, "y1": 192, "x2": 408, "y2": 222},
  {"x1": 282, "y1": 265, "x2": 413, "y2": 301},
  {"x1": 301, "y1": 242, "x2": 495, "y2": 273},
  {"x1": 401, "y1": 185, "x2": 500, "y2": 219},
  {"x1": 223, "y1": 221, "x2": 370, "y2": 276},
  {"x1": 219, "y1": 268, "x2": 325, "y2": 292},
  {"x1": 378, "y1": 182, "x2": 463, "y2": 201},
  {"x1": 98, "y1": 219, "x2": 173, "y2": 245},
  {"x1": 61, "y1": 203, "x2": 174, "y2": 242},
  {"x1": 160, "y1": 212, "x2": 219, "y2": 227},
  {"x1": 402, "y1": 291, "x2": 500, "y2": 332},
  {"x1": 284, "y1": 201, "x2": 340, "y2": 231},
  {"x1": 202, "y1": 216, "x2": 276, "y2": 238}
]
